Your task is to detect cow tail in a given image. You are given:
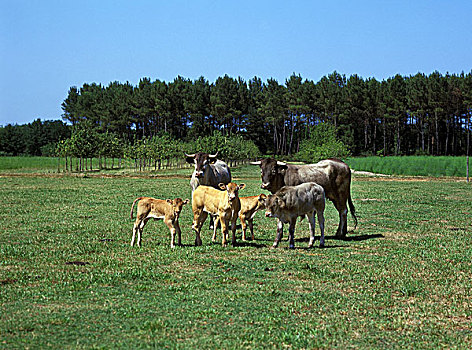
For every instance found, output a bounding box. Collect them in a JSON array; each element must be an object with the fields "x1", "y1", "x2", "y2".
[
  {"x1": 348, "y1": 195, "x2": 358, "y2": 230},
  {"x1": 130, "y1": 197, "x2": 143, "y2": 219}
]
